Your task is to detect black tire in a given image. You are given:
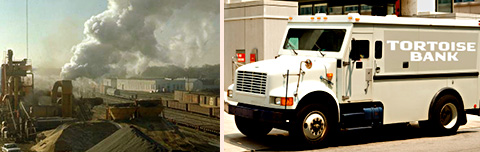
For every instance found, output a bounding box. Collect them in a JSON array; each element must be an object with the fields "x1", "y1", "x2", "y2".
[
  {"x1": 235, "y1": 116, "x2": 273, "y2": 137},
  {"x1": 290, "y1": 104, "x2": 337, "y2": 145},
  {"x1": 426, "y1": 94, "x2": 462, "y2": 135}
]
